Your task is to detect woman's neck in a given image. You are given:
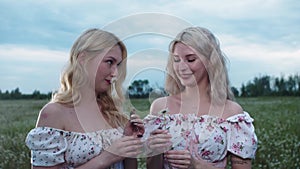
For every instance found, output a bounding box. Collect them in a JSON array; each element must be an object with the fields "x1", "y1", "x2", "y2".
[
  {"x1": 173, "y1": 81, "x2": 211, "y2": 115},
  {"x1": 183, "y1": 80, "x2": 210, "y2": 100},
  {"x1": 74, "y1": 89, "x2": 112, "y2": 131}
]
